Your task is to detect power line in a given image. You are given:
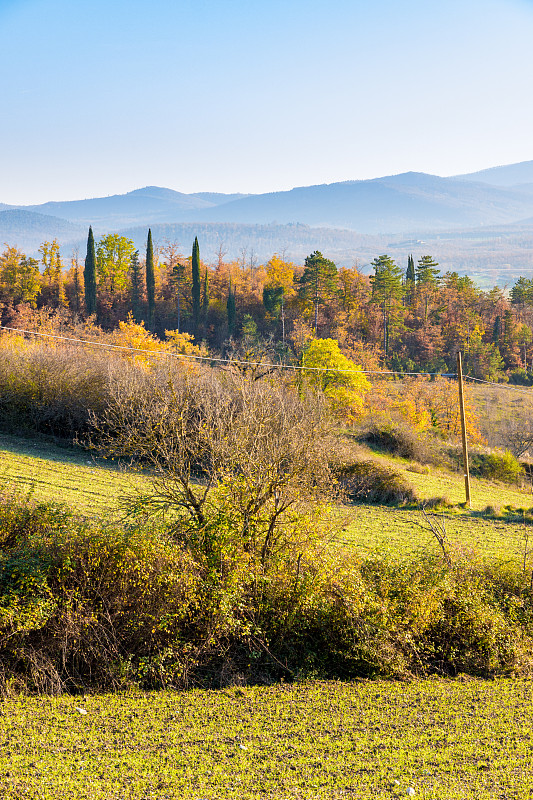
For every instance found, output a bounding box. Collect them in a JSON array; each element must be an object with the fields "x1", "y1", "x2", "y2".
[
  {"x1": 0, "y1": 325, "x2": 453, "y2": 377},
  {"x1": 2, "y1": 324, "x2": 533, "y2": 392}
]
